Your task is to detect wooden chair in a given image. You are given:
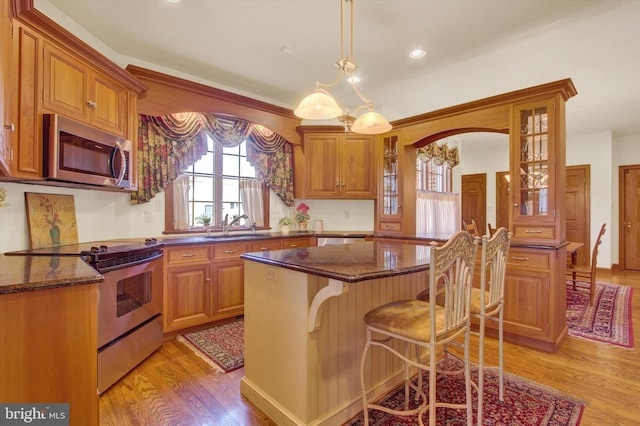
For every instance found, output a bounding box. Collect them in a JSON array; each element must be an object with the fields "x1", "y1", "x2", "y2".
[
  {"x1": 487, "y1": 222, "x2": 497, "y2": 236},
  {"x1": 463, "y1": 219, "x2": 480, "y2": 237},
  {"x1": 566, "y1": 223, "x2": 606, "y2": 305},
  {"x1": 360, "y1": 230, "x2": 478, "y2": 426}
]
